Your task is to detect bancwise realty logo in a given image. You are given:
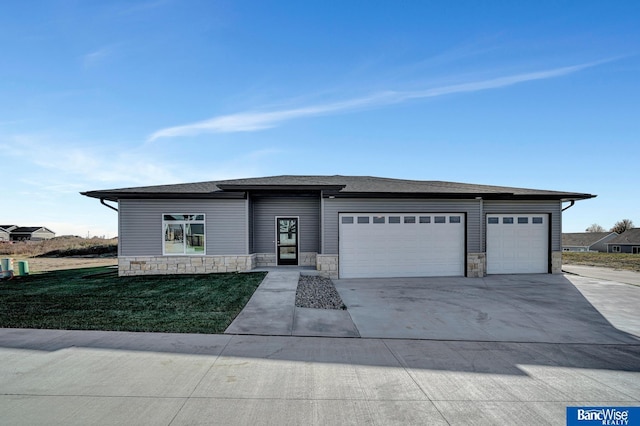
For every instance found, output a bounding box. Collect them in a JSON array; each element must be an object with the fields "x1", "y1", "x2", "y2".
[{"x1": 567, "y1": 407, "x2": 640, "y2": 425}]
